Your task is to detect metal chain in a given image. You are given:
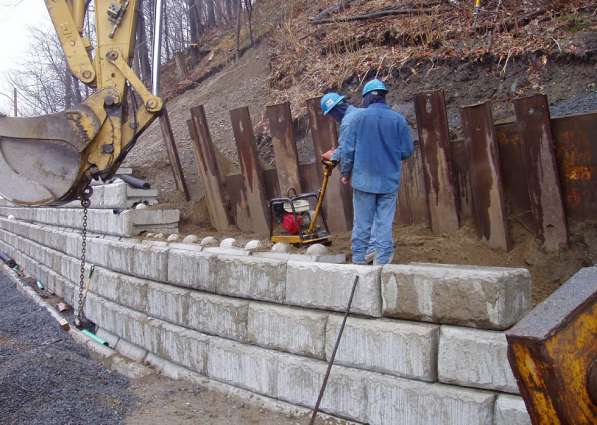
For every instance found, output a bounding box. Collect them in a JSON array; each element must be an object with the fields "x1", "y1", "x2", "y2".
[{"x1": 76, "y1": 187, "x2": 92, "y2": 328}]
